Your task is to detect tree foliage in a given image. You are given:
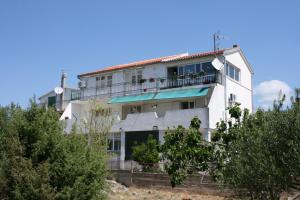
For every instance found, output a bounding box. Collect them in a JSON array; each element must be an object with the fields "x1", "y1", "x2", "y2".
[
  {"x1": 81, "y1": 100, "x2": 114, "y2": 152},
  {"x1": 211, "y1": 100, "x2": 300, "y2": 200},
  {"x1": 0, "y1": 101, "x2": 108, "y2": 200},
  {"x1": 161, "y1": 117, "x2": 212, "y2": 187},
  {"x1": 132, "y1": 134, "x2": 160, "y2": 172}
]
